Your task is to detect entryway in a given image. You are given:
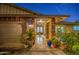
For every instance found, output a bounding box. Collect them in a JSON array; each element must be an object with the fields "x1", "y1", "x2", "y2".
[
  {"x1": 35, "y1": 21, "x2": 44, "y2": 45},
  {"x1": 35, "y1": 18, "x2": 51, "y2": 46}
]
